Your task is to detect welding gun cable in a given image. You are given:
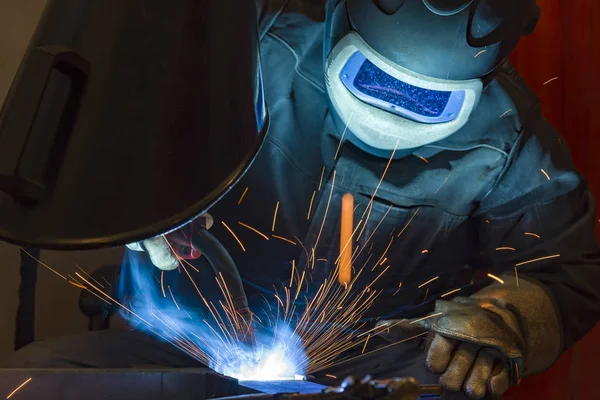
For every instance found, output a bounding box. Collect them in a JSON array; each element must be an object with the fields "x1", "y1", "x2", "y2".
[{"x1": 191, "y1": 229, "x2": 254, "y2": 342}]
